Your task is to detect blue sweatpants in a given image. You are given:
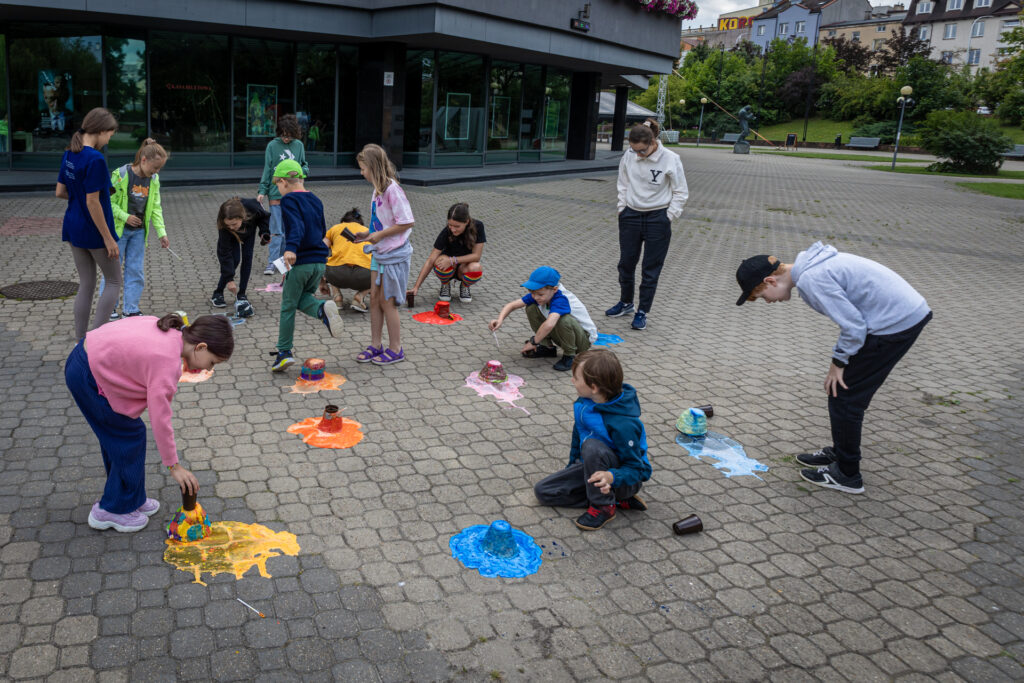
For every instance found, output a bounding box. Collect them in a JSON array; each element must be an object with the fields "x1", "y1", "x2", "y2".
[{"x1": 65, "y1": 342, "x2": 148, "y2": 514}]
